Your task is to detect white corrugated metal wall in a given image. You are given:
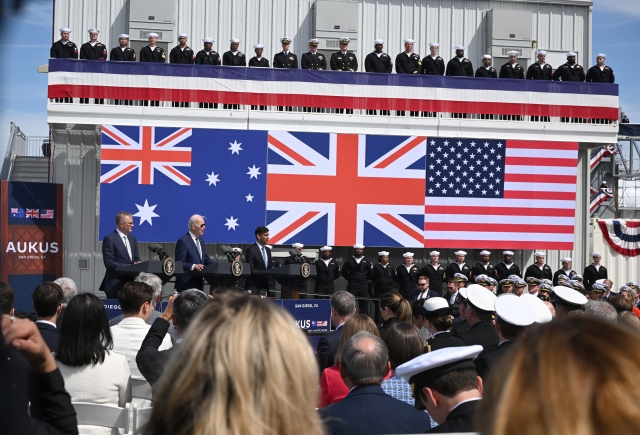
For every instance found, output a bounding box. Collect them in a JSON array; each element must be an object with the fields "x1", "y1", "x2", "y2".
[{"x1": 54, "y1": 0, "x2": 591, "y2": 67}]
